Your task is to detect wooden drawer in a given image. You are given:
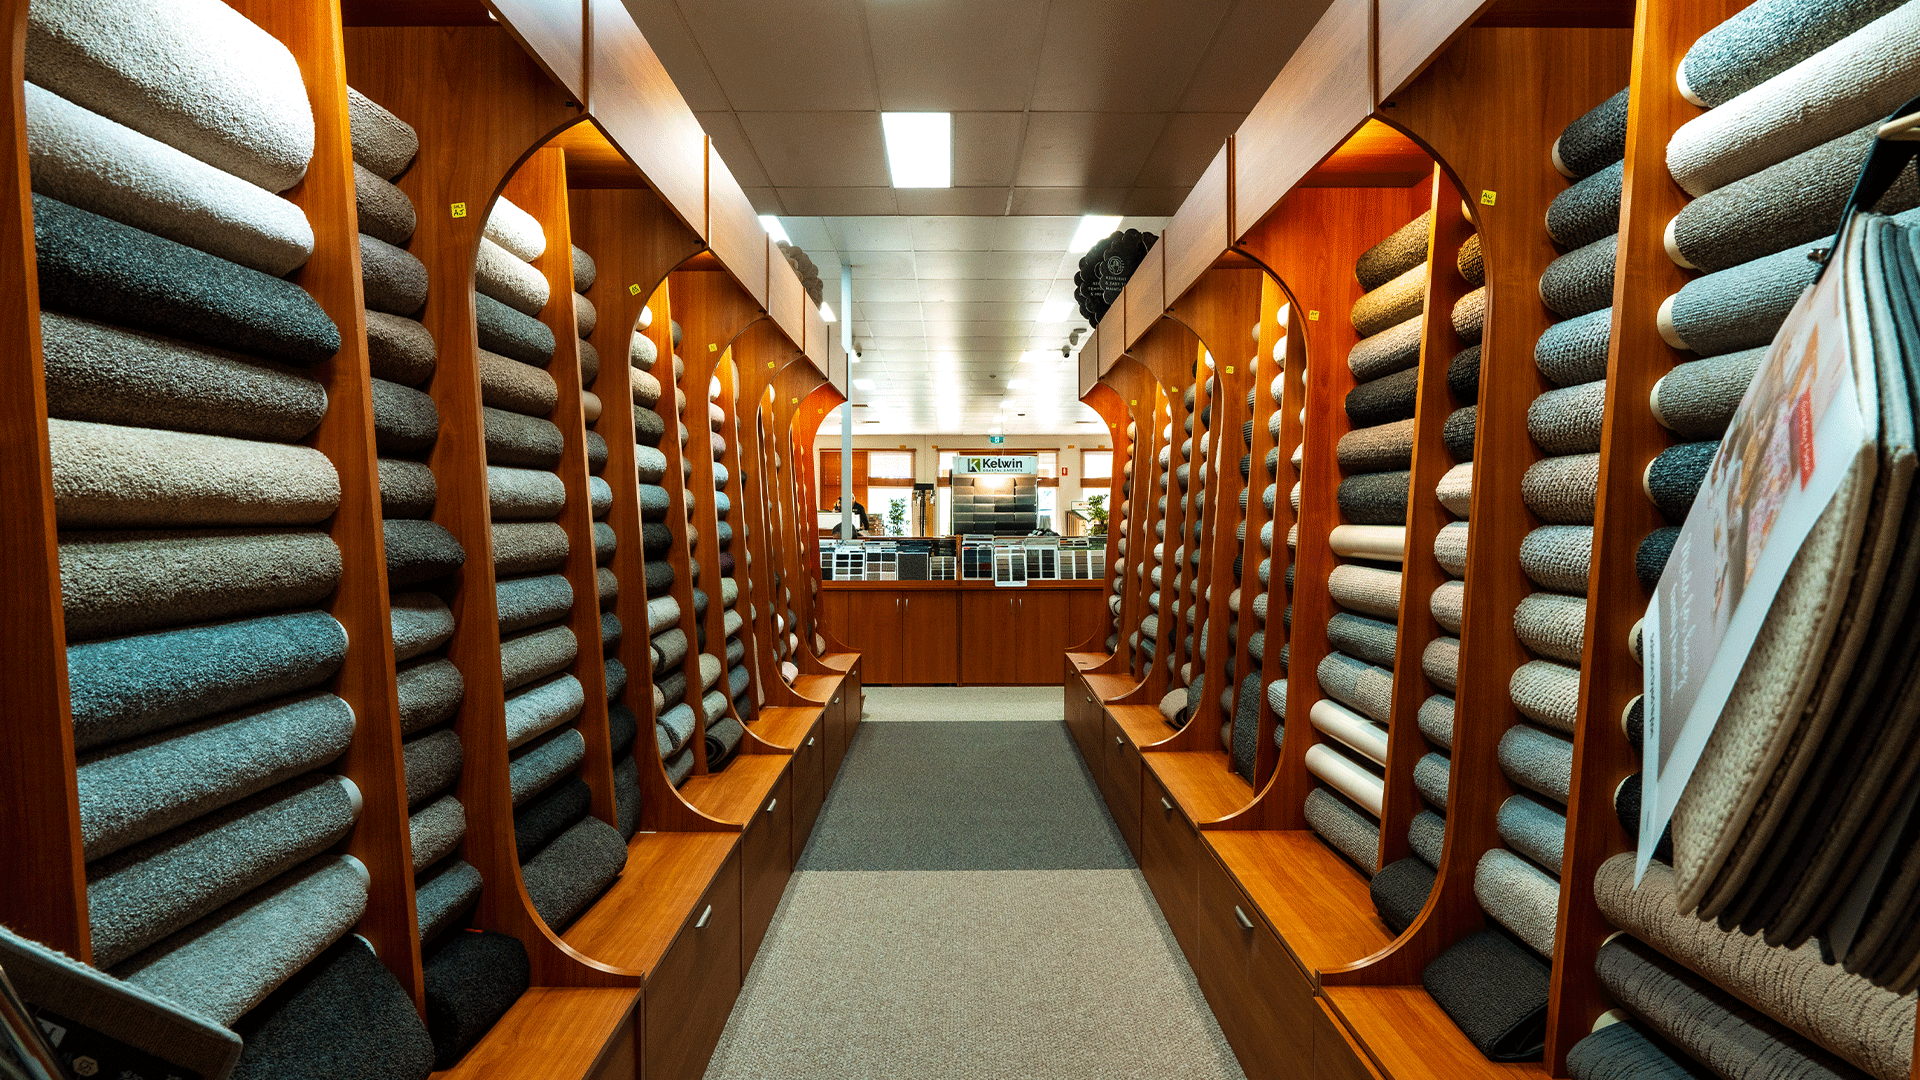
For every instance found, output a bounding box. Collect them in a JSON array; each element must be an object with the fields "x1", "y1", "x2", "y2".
[
  {"x1": 1141, "y1": 771, "x2": 1200, "y2": 958},
  {"x1": 1066, "y1": 672, "x2": 1103, "y2": 763},
  {"x1": 741, "y1": 764, "x2": 793, "y2": 972},
  {"x1": 642, "y1": 849, "x2": 742, "y2": 1080},
  {"x1": 1313, "y1": 997, "x2": 1386, "y2": 1080},
  {"x1": 1102, "y1": 713, "x2": 1142, "y2": 857},
  {"x1": 824, "y1": 679, "x2": 849, "y2": 782},
  {"x1": 790, "y1": 723, "x2": 826, "y2": 861},
  {"x1": 1193, "y1": 851, "x2": 1315, "y2": 1080}
]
